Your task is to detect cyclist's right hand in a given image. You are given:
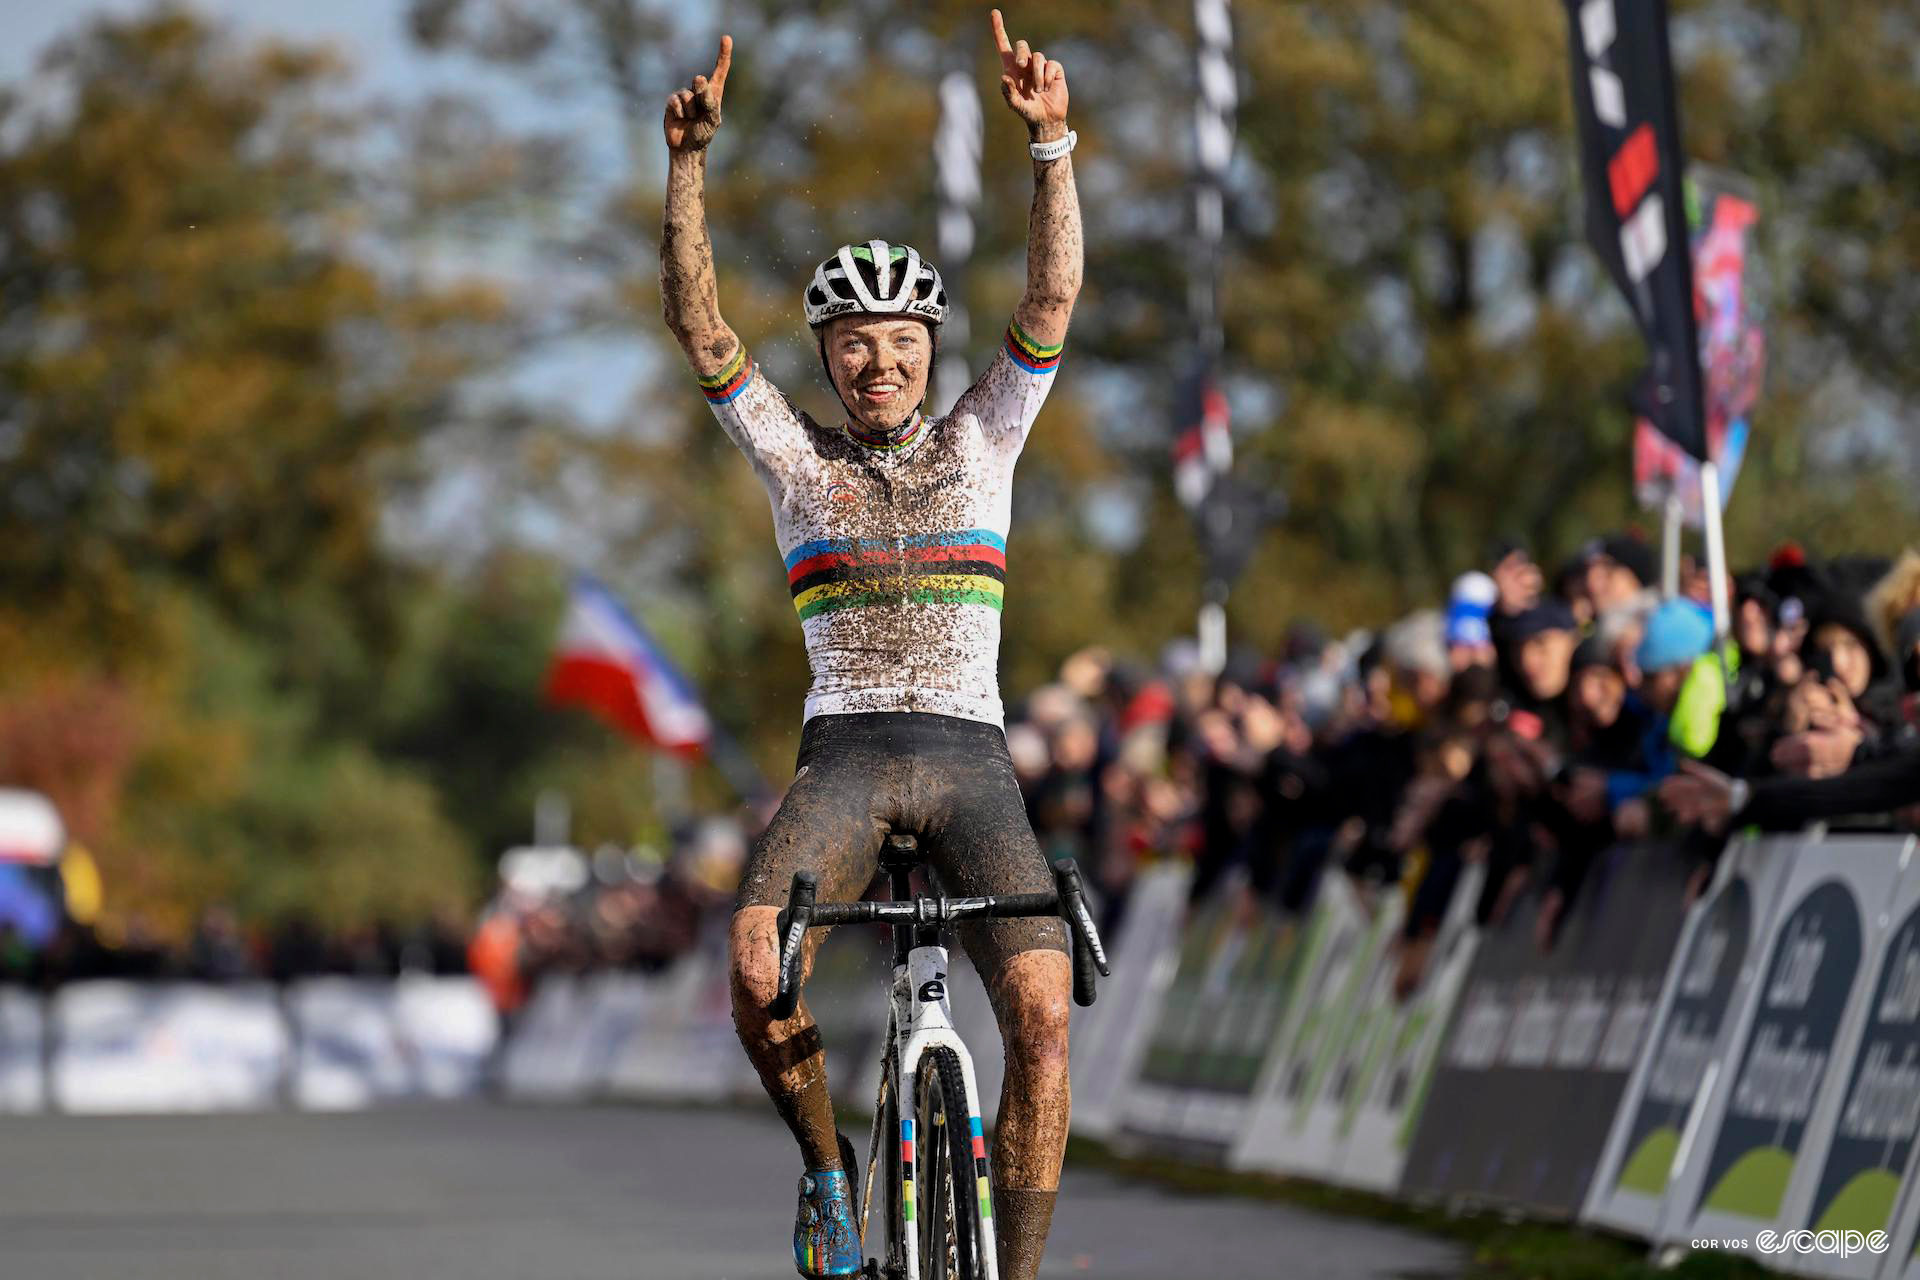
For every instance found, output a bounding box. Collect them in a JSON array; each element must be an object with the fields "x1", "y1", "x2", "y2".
[{"x1": 664, "y1": 34, "x2": 732, "y2": 153}]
